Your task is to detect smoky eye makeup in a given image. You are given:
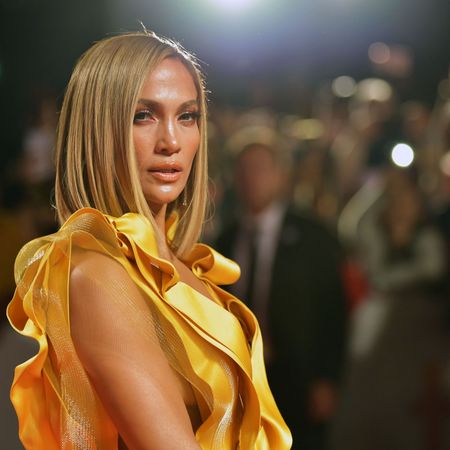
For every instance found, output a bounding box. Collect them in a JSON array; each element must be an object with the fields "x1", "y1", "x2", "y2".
[
  {"x1": 179, "y1": 110, "x2": 200, "y2": 122},
  {"x1": 133, "y1": 109, "x2": 154, "y2": 123}
]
